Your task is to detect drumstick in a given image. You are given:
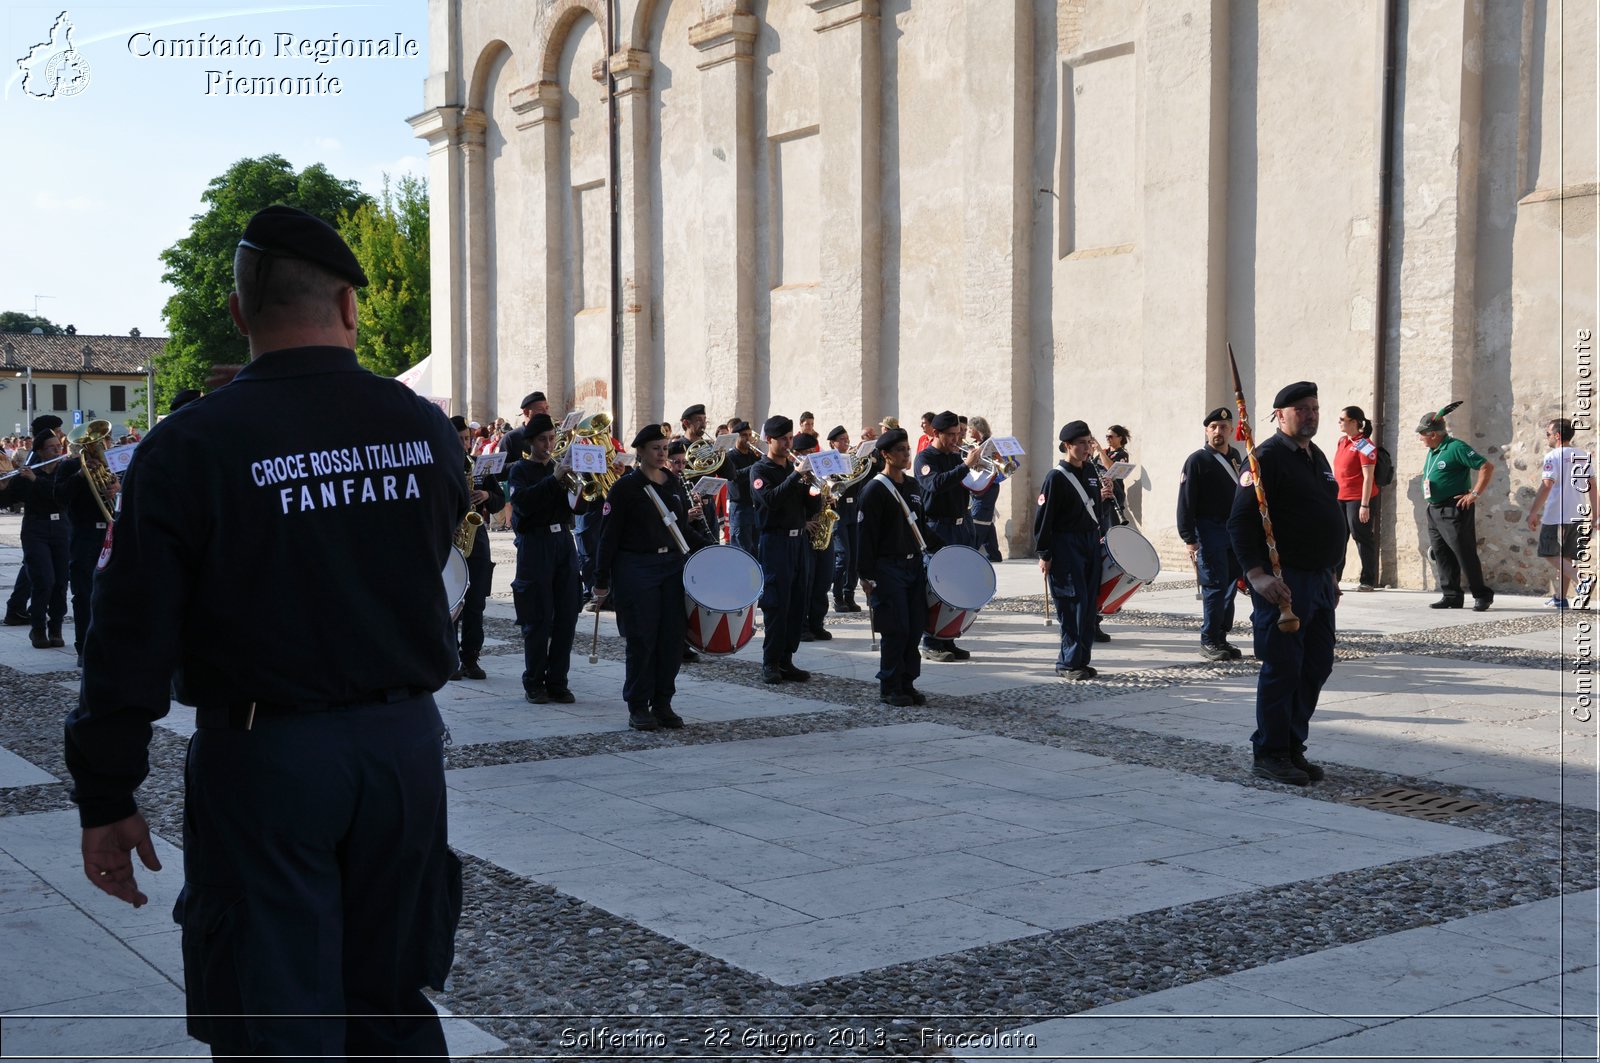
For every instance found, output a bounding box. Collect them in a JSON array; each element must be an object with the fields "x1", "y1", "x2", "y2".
[
  {"x1": 869, "y1": 604, "x2": 879, "y2": 651},
  {"x1": 1227, "y1": 343, "x2": 1300, "y2": 633},
  {"x1": 588, "y1": 598, "x2": 602, "y2": 664},
  {"x1": 1193, "y1": 558, "x2": 1203, "y2": 600}
]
